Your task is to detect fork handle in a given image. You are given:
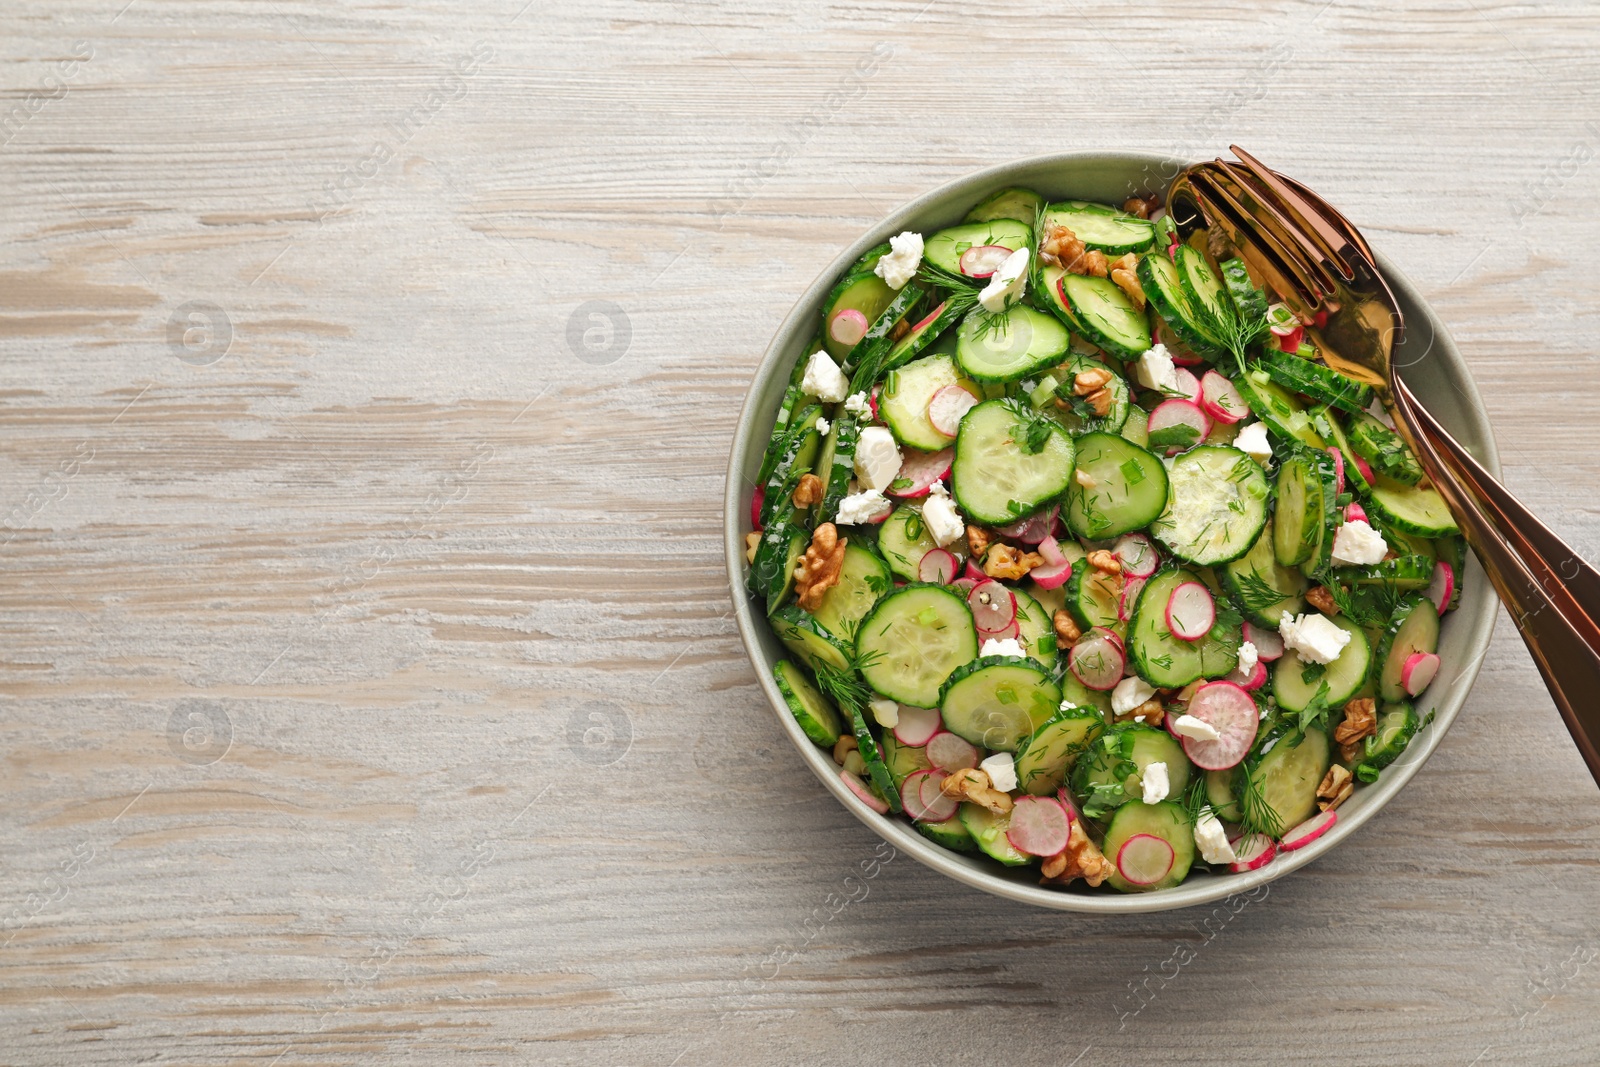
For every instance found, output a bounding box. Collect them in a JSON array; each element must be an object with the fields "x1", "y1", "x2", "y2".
[{"x1": 1389, "y1": 384, "x2": 1600, "y2": 784}]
